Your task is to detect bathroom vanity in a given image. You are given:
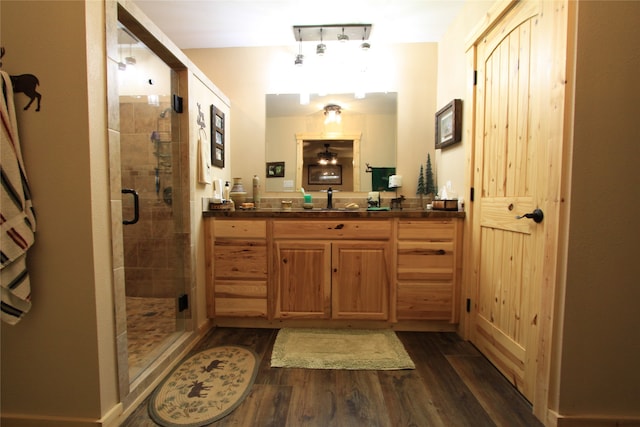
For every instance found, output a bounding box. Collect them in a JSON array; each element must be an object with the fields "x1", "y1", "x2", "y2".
[{"x1": 203, "y1": 209, "x2": 464, "y2": 331}]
